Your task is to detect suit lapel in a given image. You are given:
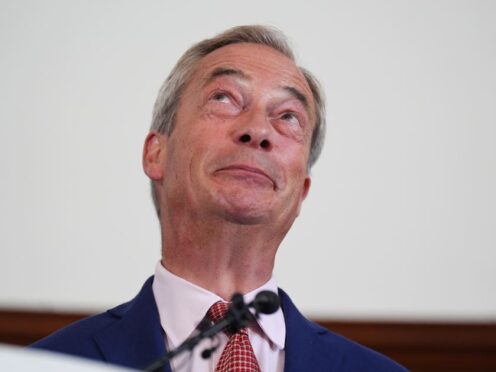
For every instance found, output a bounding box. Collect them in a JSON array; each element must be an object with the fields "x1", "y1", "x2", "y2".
[
  {"x1": 280, "y1": 288, "x2": 342, "y2": 371},
  {"x1": 91, "y1": 279, "x2": 341, "y2": 371},
  {"x1": 94, "y1": 277, "x2": 172, "y2": 372}
]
